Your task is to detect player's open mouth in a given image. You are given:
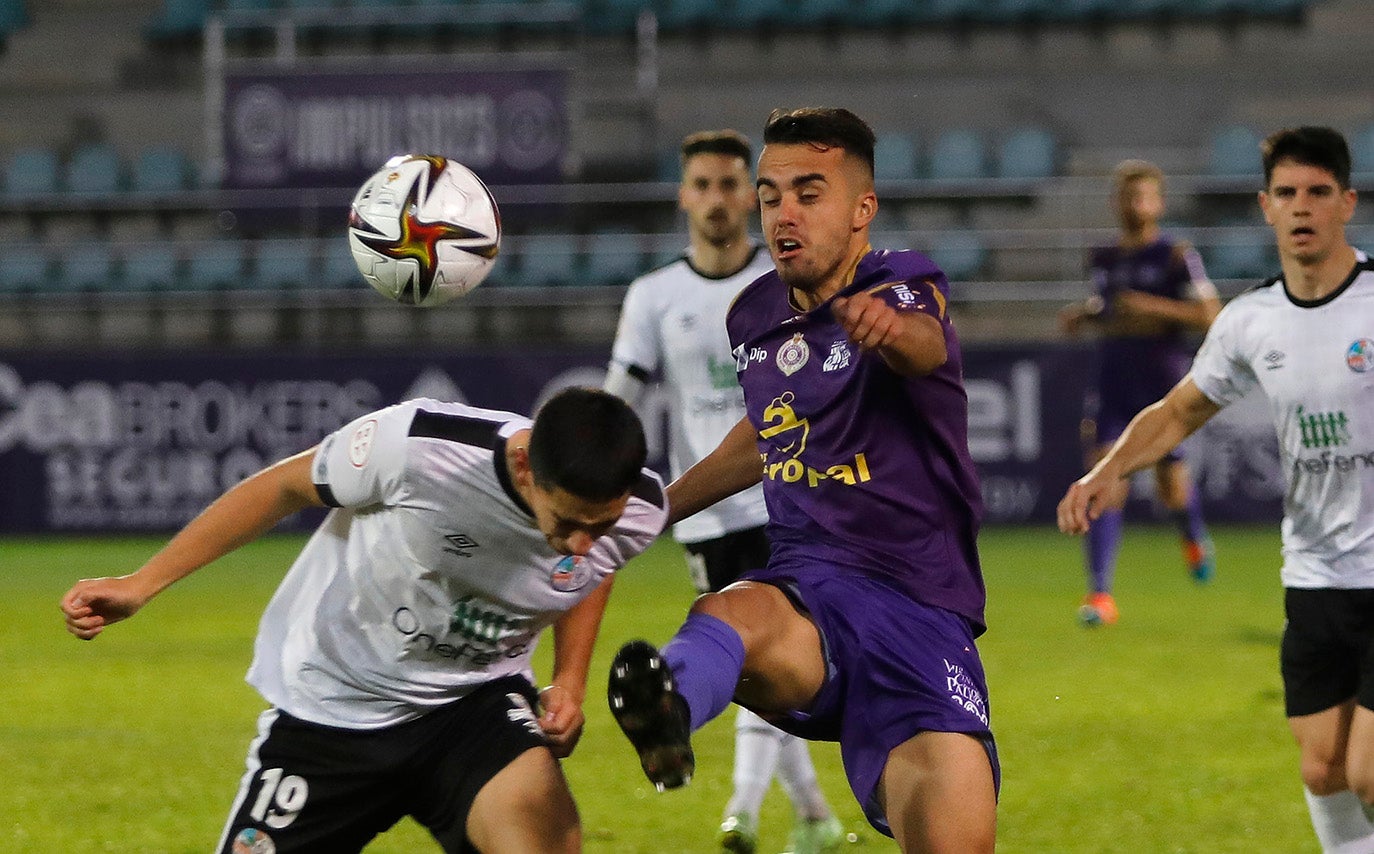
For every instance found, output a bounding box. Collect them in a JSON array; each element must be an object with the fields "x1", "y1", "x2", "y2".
[
  {"x1": 775, "y1": 238, "x2": 802, "y2": 259},
  {"x1": 1291, "y1": 227, "x2": 1315, "y2": 237}
]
